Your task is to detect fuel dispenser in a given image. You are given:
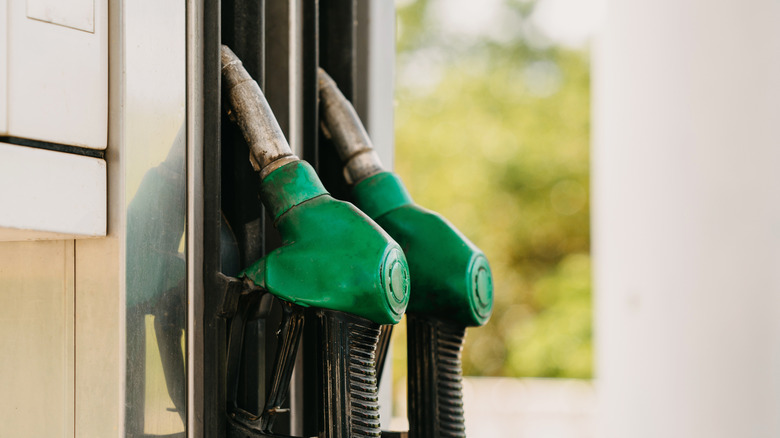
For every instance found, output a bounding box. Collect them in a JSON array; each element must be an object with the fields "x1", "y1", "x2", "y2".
[
  {"x1": 199, "y1": 3, "x2": 410, "y2": 437},
  {"x1": 0, "y1": 1, "x2": 492, "y2": 437}
]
